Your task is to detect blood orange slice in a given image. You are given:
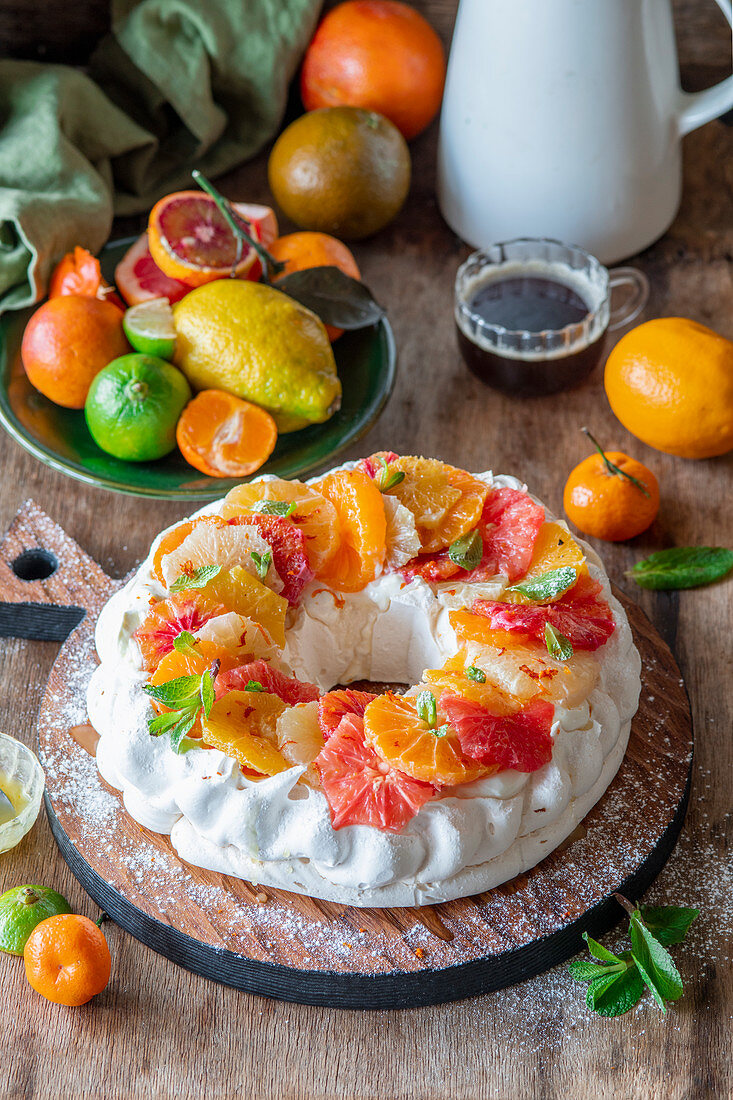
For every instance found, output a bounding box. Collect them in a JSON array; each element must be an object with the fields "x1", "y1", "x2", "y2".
[
  {"x1": 228, "y1": 514, "x2": 313, "y2": 606},
  {"x1": 148, "y1": 193, "x2": 277, "y2": 287},
  {"x1": 440, "y1": 694, "x2": 555, "y2": 773},
  {"x1": 318, "y1": 688, "x2": 377, "y2": 740},
  {"x1": 222, "y1": 478, "x2": 341, "y2": 573},
  {"x1": 115, "y1": 233, "x2": 195, "y2": 307},
  {"x1": 363, "y1": 691, "x2": 486, "y2": 786},
  {"x1": 217, "y1": 660, "x2": 319, "y2": 705},
  {"x1": 315, "y1": 714, "x2": 436, "y2": 832},
  {"x1": 470, "y1": 574, "x2": 616, "y2": 651},
  {"x1": 134, "y1": 594, "x2": 223, "y2": 672}
]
